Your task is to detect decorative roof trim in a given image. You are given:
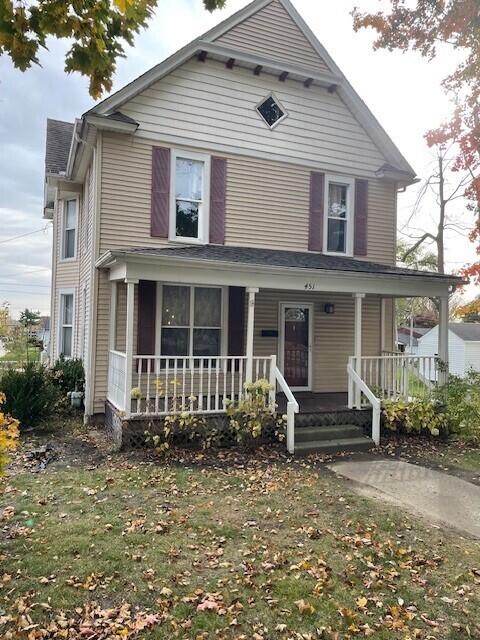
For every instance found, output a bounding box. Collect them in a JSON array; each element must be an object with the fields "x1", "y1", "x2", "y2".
[{"x1": 84, "y1": 0, "x2": 416, "y2": 178}]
